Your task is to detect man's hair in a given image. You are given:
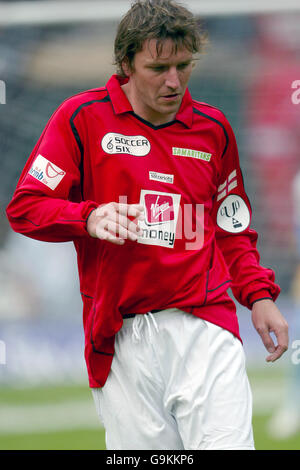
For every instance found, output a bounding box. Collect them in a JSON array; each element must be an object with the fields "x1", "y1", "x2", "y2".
[{"x1": 114, "y1": 0, "x2": 207, "y2": 76}]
